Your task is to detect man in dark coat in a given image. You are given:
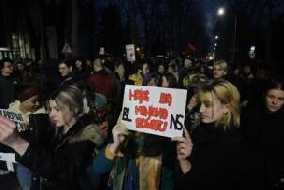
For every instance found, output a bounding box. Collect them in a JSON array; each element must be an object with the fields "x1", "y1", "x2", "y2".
[{"x1": 0, "y1": 59, "x2": 17, "y2": 109}]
